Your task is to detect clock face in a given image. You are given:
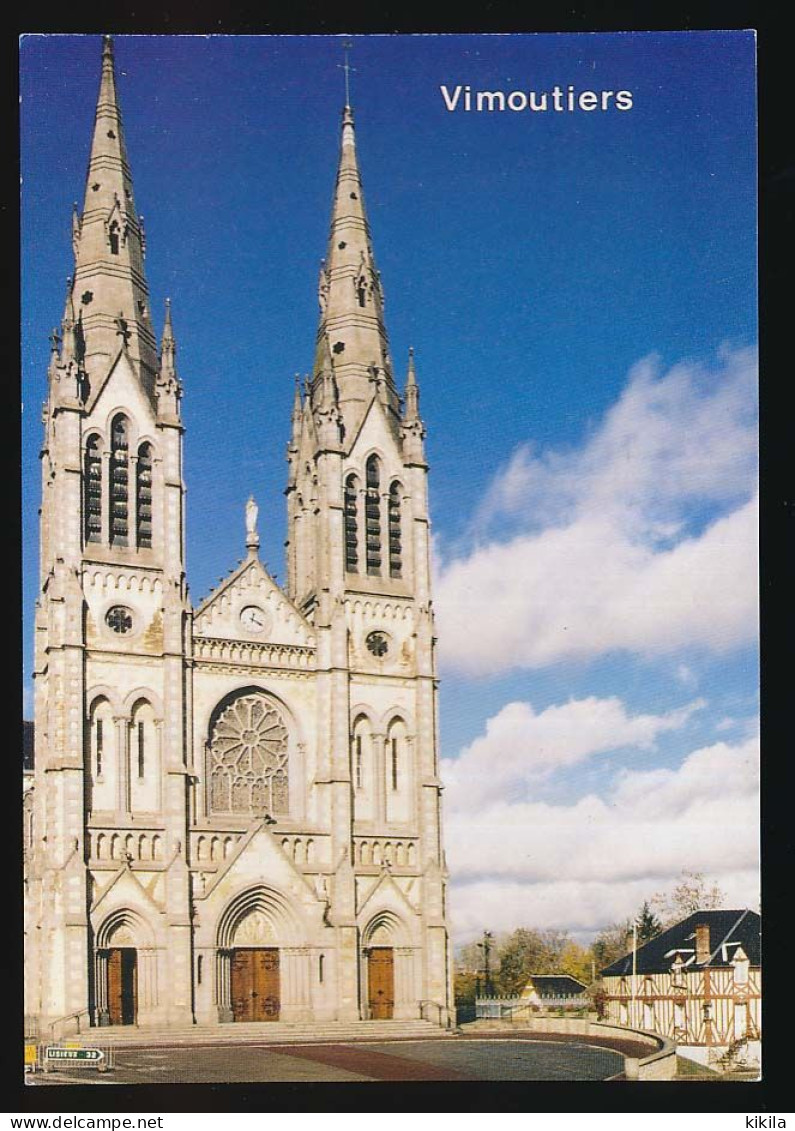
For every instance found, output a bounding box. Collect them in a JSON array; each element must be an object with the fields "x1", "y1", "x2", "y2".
[{"x1": 240, "y1": 605, "x2": 269, "y2": 634}]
